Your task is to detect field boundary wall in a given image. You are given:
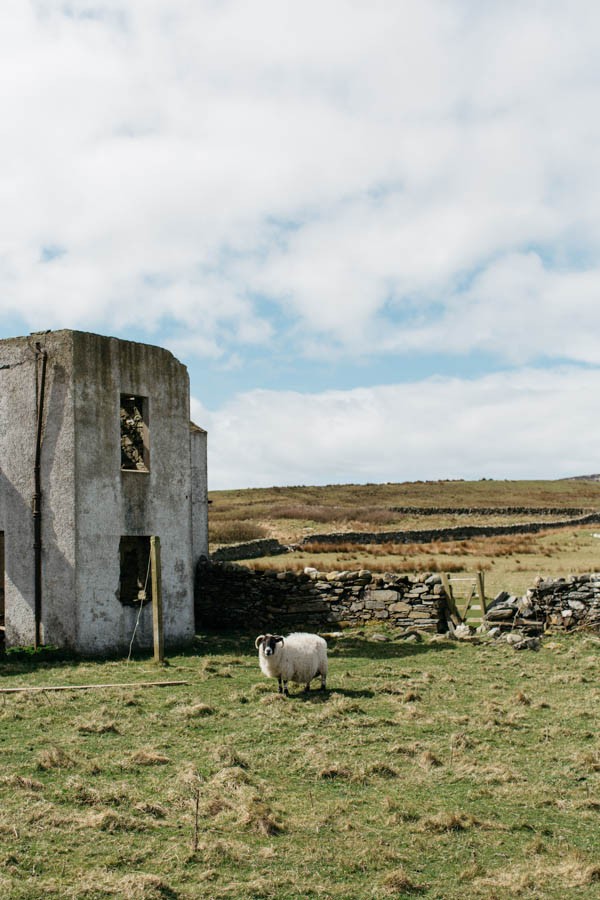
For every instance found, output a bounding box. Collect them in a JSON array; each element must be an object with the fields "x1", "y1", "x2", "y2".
[
  {"x1": 195, "y1": 559, "x2": 445, "y2": 632},
  {"x1": 211, "y1": 512, "x2": 600, "y2": 562}
]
